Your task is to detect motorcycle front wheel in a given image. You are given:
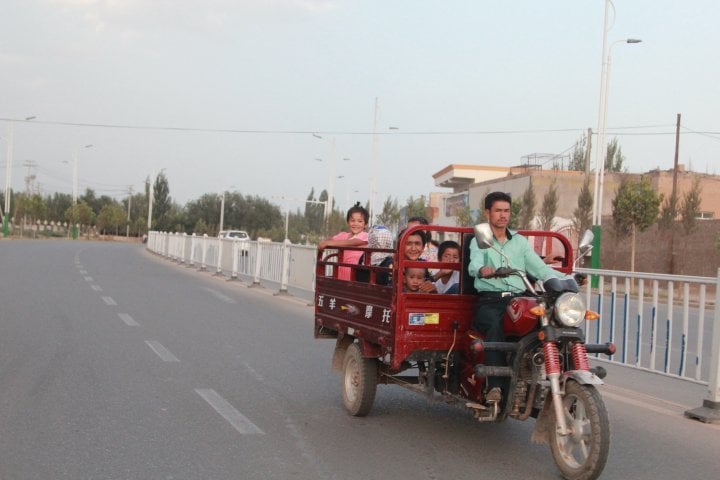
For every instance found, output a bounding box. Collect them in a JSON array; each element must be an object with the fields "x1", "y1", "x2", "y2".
[{"x1": 549, "y1": 380, "x2": 610, "y2": 480}]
